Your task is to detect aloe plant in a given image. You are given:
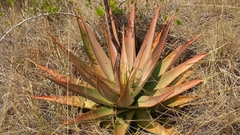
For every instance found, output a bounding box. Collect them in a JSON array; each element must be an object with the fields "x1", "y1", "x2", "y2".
[{"x1": 33, "y1": 2, "x2": 206, "y2": 135}]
